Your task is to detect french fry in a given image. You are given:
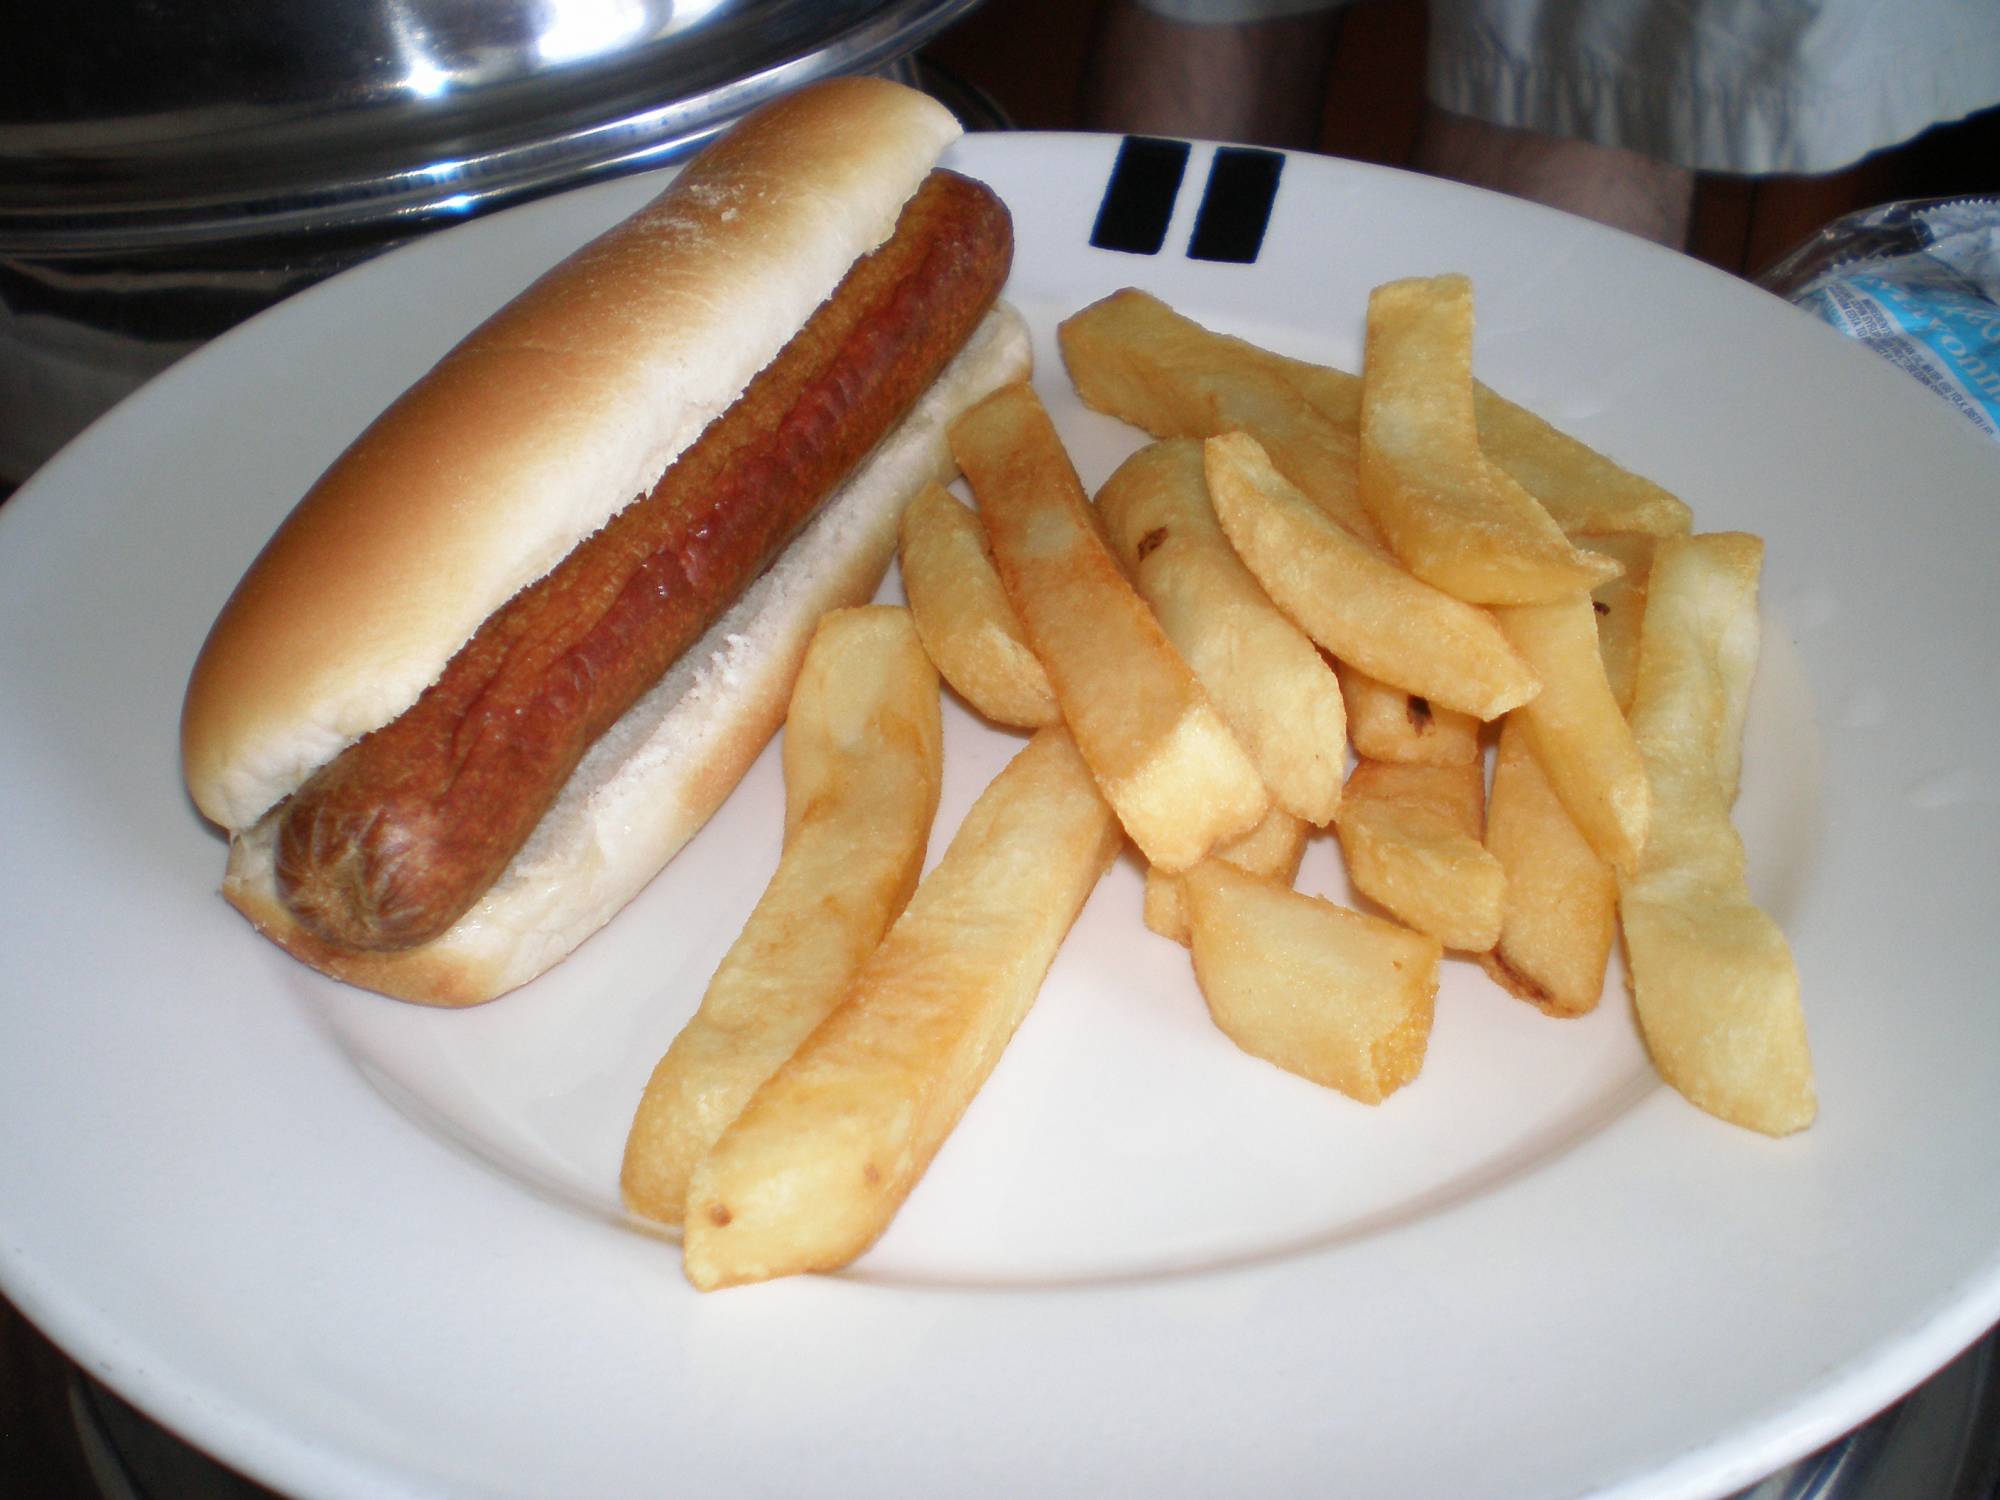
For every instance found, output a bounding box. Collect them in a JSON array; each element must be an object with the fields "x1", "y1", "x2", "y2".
[
  {"x1": 1336, "y1": 663, "x2": 1482, "y2": 766},
  {"x1": 616, "y1": 279, "x2": 1806, "y2": 1293},
  {"x1": 1617, "y1": 534, "x2": 1814, "y2": 1136},
  {"x1": 1060, "y1": 288, "x2": 1691, "y2": 540},
  {"x1": 1359, "y1": 274, "x2": 1622, "y2": 604},
  {"x1": 897, "y1": 481, "x2": 1060, "y2": 728},
  {"x1": 1203, "y1": 431, "x2": 1539, "y2": 721},
  {"x1": 1144, "y1": 804, "x2": 1310, "y2": 946},
  {"x1": 1097, "y1": 439, "x2": 1346, "y2": 826},
  {"x1": 1493, "y1": 593, "x2": 1651, "y2": 872},
  {"x1": 621, "y1": 607, "x2": 943, "y2": 1226},
  {"x1": 1479, "y1": 716, "x2": 1616, "y2": 1015},
  {"x1": 1282, "y1": 359, "x2": 1693, "y2": 539},
  {"x1": 1335, "y1": 758, "x2": 1504, "y2": 953},
  {"x1": 1185, "y1": 861, "x2": 1438, "y2": 1104},
  {"x1": 951, "y1": 383, "x2": 1269, "y2": 872},
  {"x1": 1583, "y1": 532, "x2": 1659, "y2": 714},
  {"x1": 682, "y1": 727, "x2": 1122, "y2": 1288},
  {"x1": 1469, "y1": 389, "x2": 1693, "y2": 539},
  {"x1": 1058, "y1": 288, "x2": 1377, "y2": 537}
]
